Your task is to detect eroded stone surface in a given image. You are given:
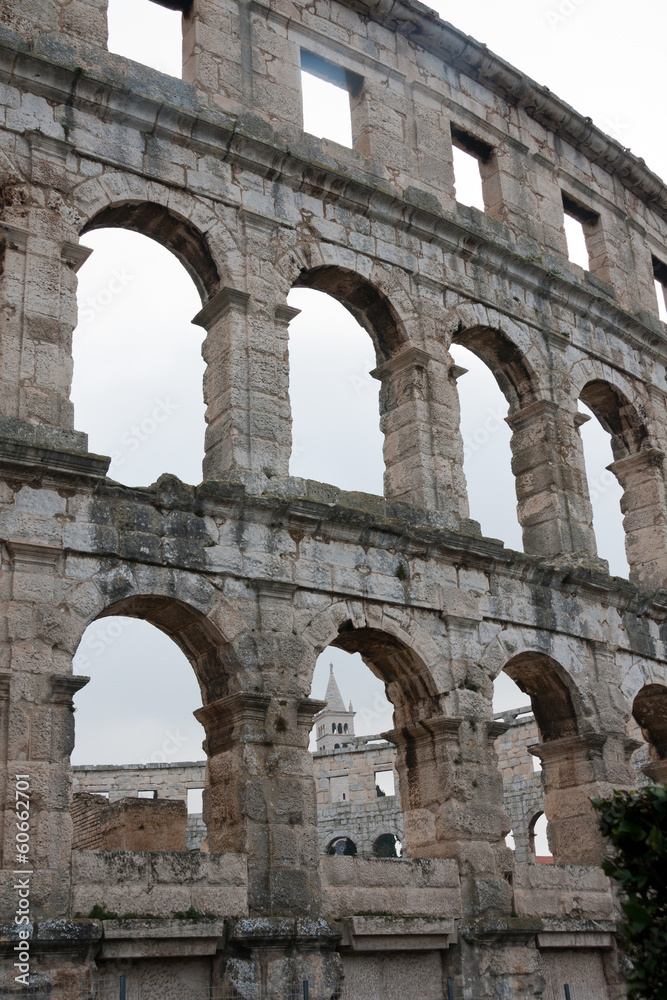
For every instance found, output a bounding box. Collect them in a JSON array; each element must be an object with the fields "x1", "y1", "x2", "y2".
[{"x1": 0, "y1": 0, "x2": 666, "y2": 996}]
